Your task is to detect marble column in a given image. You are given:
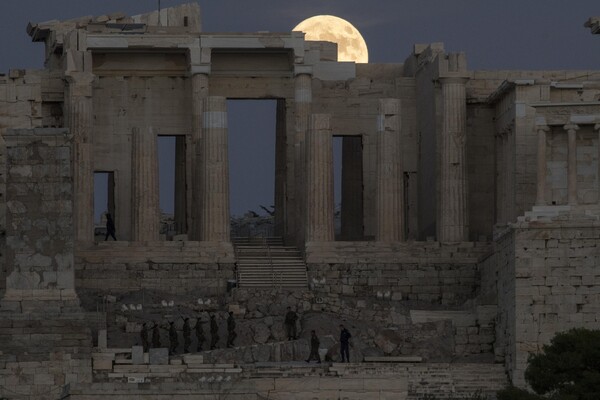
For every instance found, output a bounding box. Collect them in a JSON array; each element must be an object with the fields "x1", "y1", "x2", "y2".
[
  {"x1": 274, "y1": 99, "x2": 287, "y2": 237},
  {"x1": 505, "y1": 127, "x2": 515, "y2": 222},
  {"x1": 341, "y1": 136, "x2": 364, "y2": 241},
  {"x1": 200, "y1": 96, "x2": 230, "y2": 241},
  {"x1": 376, "y1": 99, "x2": 404, "y2": 242},
  {"x1": 495, "y1": 132, "x2": 506, "y2": 224},
  {"x1": 596, "y1": 123, "x2": 600, "y2": 204},
  {"x1": 294, "y1": 73, "x2": 312, "y2": 245},
  {"x1": 564, "y1": 124, "x2": 579, "y2": 205},
  {"x1": 305, "y1": 114, "x2": 334, "y2": 242},
  {"x1": 131, "y1": 127, "x2": 160, "y2": 241},
  {"x1": 66, "y1": 73, "x2": 95, "y2": 243},
  {"x1": 438, "y1": 77, "x2": 469, "y2": 242},
  {"x1": 191, "y1": 73, "x2": 209, "y2": 240},
  {"x1": 535, "y1": 125, "x2": 550, "y2": 206}
]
